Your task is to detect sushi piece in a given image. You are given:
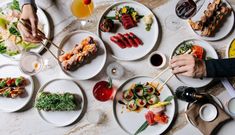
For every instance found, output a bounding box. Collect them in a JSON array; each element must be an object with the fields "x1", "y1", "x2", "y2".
[
  {"x1": 127, "y1": 99, "x2": 137, "y2": 111},
  {"x1": 124, "y1": 33, "x2": 138, "y2": 47},
  {"x1": 123, "y1": 89, "x2": 134, "y2": 101},
  {"x1": 136, "y1": 98, "x2": 147, "y2": 107},
  {"x1": 110, "y1": 36, "x2": 126, "y2": 48},
  {"x1": 117, "y1": 33, "x2": 131, "y2": 48},
  {"x1": 146, "y1": 95, "x2": 159, "y2": 105},
  {"x1": 134, "y1": 84, "x2": 144, "y2": 97},
  {"x1": 144, "y1": 83, "x2": 156, "y2": 95},
  {"x1": 121, "y1": 14, "x2": 136, "y2": 29},
  {"x1": 129, "y1": 32, "x2": 143, "y2": 45}
]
